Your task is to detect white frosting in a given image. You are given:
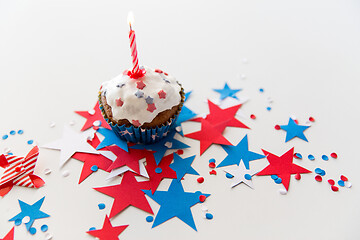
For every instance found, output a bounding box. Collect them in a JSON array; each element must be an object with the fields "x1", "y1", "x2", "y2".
[{"x1": 101, "y1": 66, "x2": 181, "y2": 125}]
